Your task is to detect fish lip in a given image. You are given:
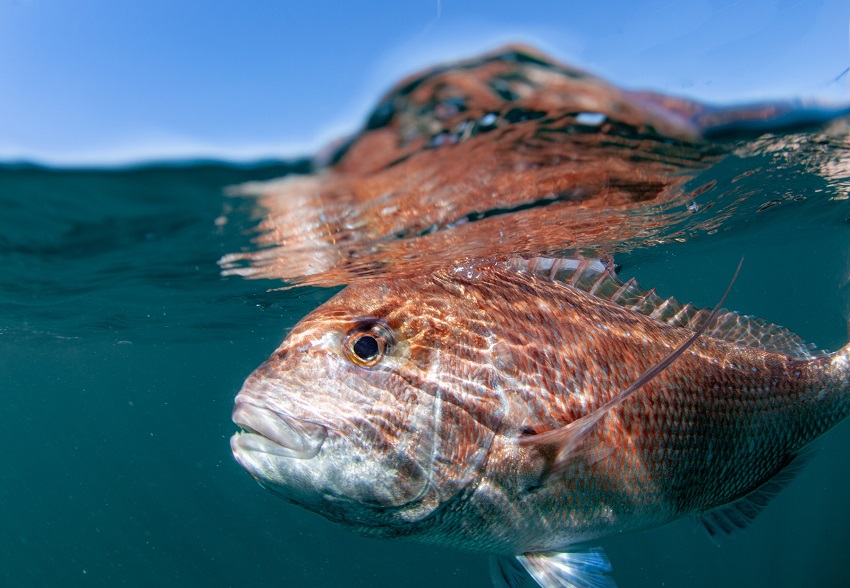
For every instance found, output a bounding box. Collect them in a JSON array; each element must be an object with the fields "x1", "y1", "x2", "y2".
[{"x1": 231, "y1": 401, "x2": 327, "y2": 459}]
